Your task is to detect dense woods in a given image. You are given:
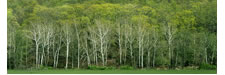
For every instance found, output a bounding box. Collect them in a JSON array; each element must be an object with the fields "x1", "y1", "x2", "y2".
[{"x1": 7, "y1": 0, "x2": 217, "y2": 70}]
